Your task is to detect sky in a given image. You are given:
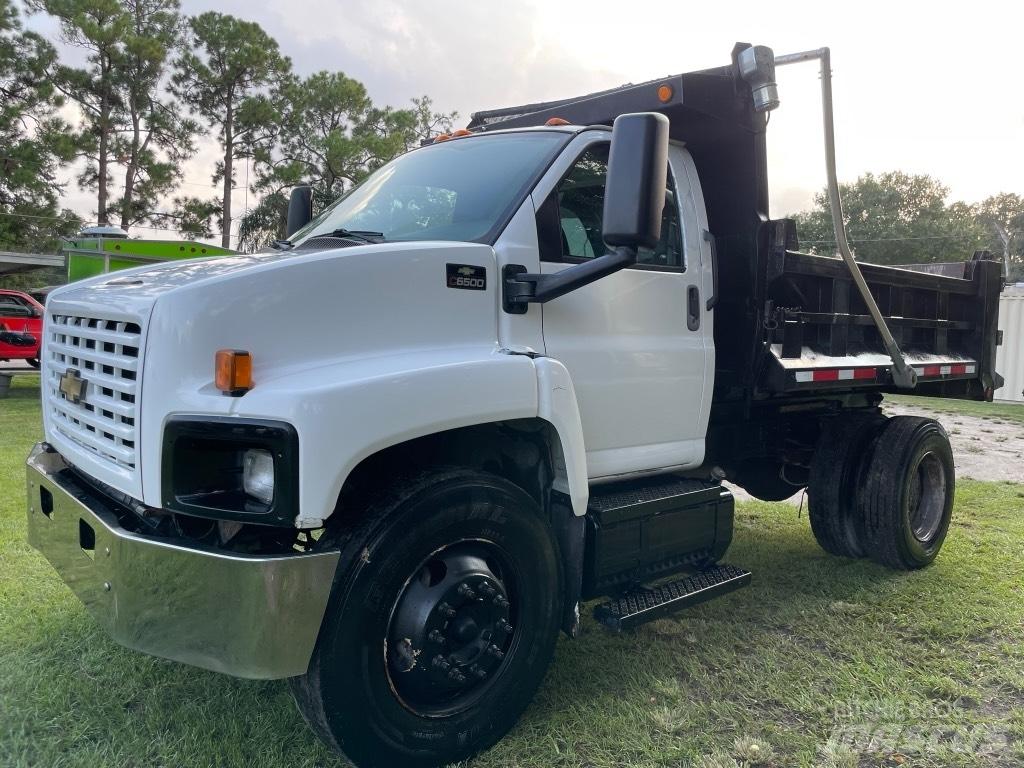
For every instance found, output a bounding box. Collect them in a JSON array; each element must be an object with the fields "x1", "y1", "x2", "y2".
[{"x1": 23, "y1": 0, "x2": 1024, "y2": 246}]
